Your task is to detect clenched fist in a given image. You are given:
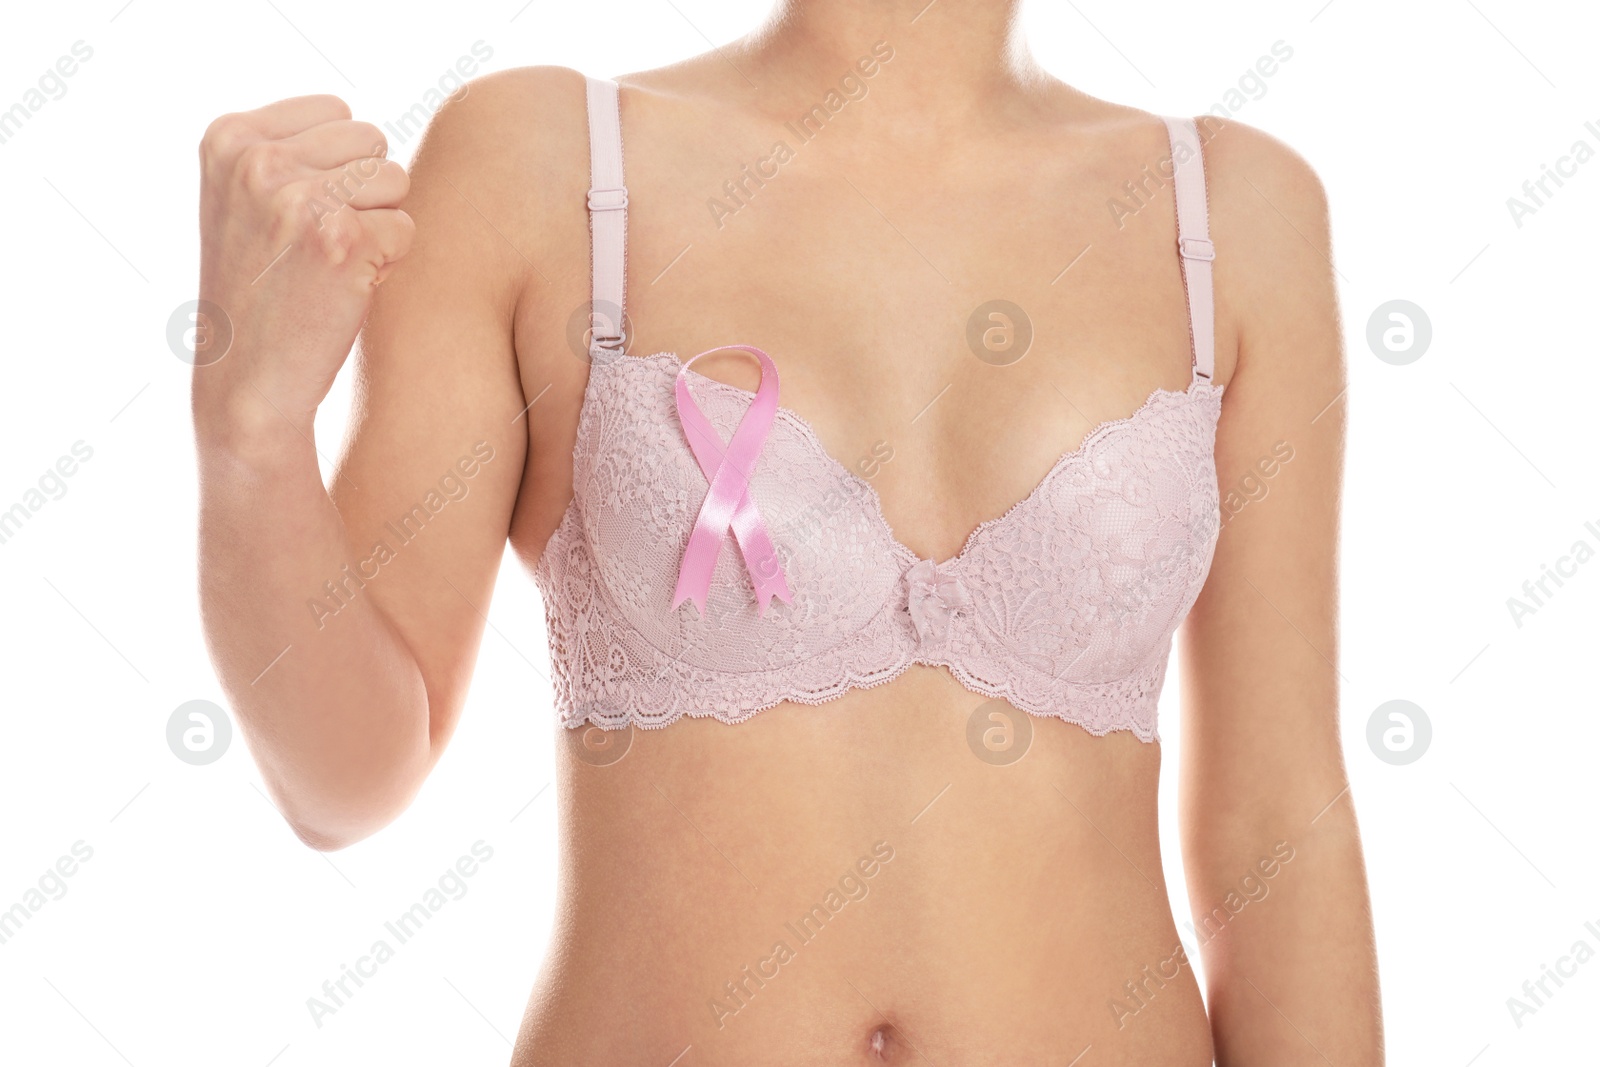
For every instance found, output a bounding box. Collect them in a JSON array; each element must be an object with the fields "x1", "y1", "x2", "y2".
[{"x1": 194, "y1": 95, "x2": 413, "y2": 440}]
